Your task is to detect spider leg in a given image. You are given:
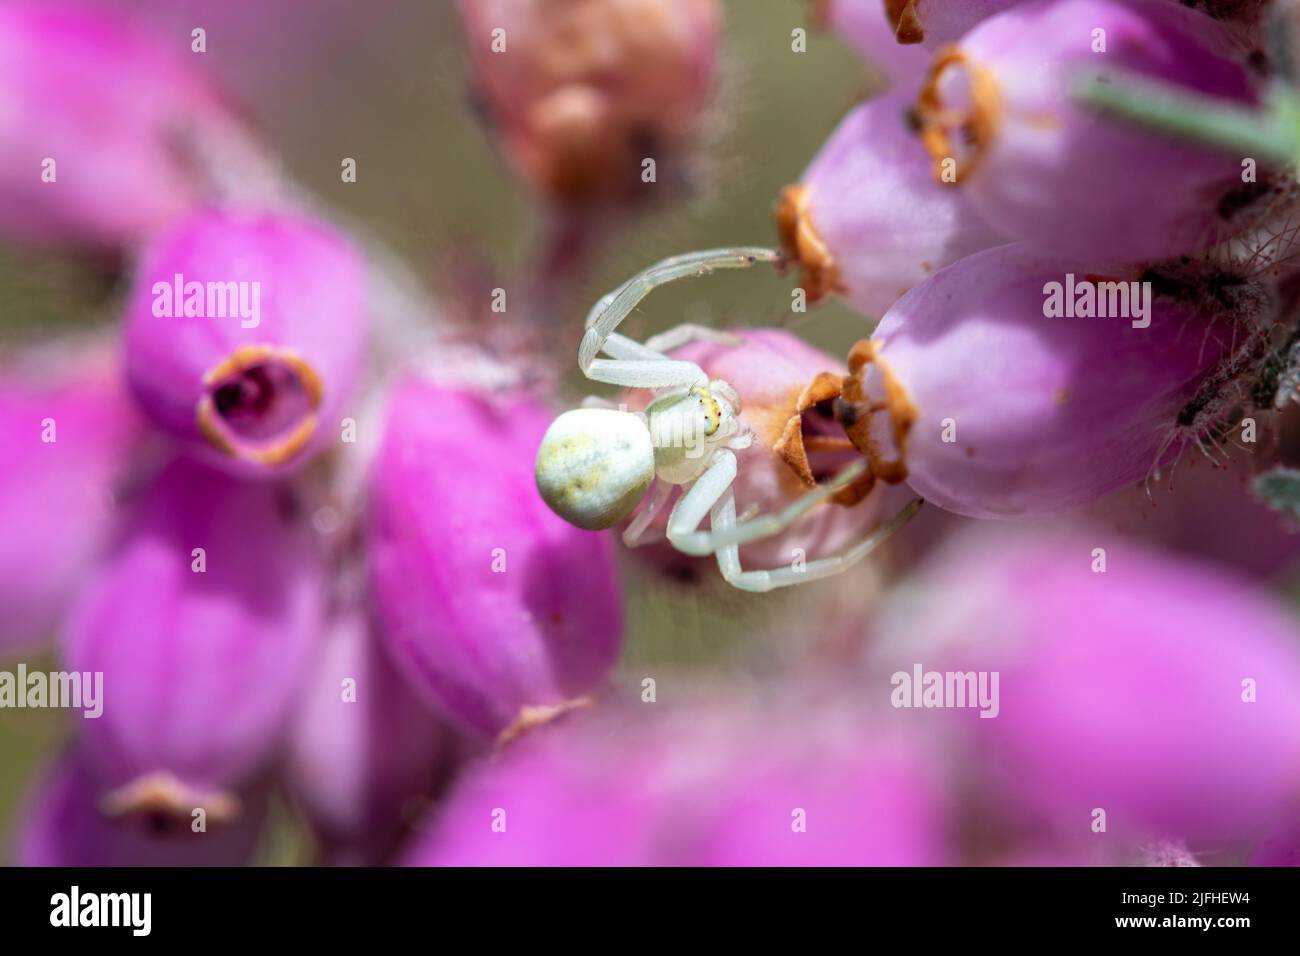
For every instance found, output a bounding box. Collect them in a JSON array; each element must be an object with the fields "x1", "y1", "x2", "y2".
[
  {"x1": 672, "y1": 458, "x2": 871, "y2": 556},
  {"x1": 579, "y1": 247, "x2": 779, "y2": 373},
  {"x1": 585, "y1": 357, "x2": 710, "y2": 389},
  {"x1": 711, "y1": 490, "x2": 924, "y2": 593},
  {"x1": 642, "y1": 323, "x2": 743, "y2": 354},
  {"x1": 622, "y1": 479, "x2": 676, "y2": 548},
  {"x1": 665, "y1": 449, "x2": 738, "y2": 555}
]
